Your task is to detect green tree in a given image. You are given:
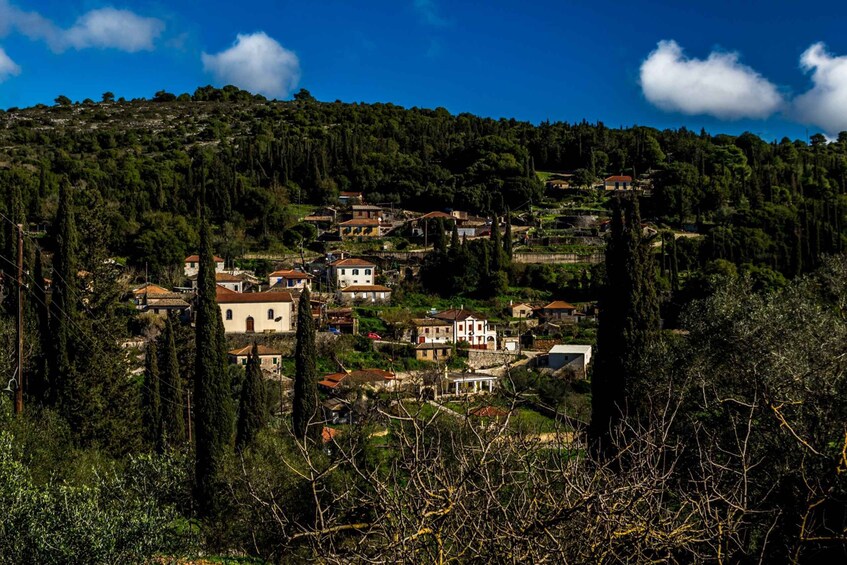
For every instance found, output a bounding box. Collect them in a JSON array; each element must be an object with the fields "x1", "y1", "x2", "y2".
[
  {"x1": 292, "y1": 287, "x2": 319, "y2": 441},
  {"x1": 159, "y1": 316, "x2": 185, "y2": 450},
  {"x1": 101, "y1": 92, "x2": 115, "y2": 103},
  {"x1": 54, "y1": 95, "x2": 71, "y2": 106},
  {"x1": 590, "y1": 196, "x2": 659, "y2": 454},
  {"x1": 49, "y1": 181, "x2": 77, "y2": 407},
  {"x1": 236, "y1": 343, "x2": 268, "y2": 450},
  {"x1": 142, "y1": 342, "x2": 161, "y2": 447},
  {"x1": 504, "y1": 210, "x2": 513, "y2": 259},
  {"x1": 193, "y1": 216, "x2": 233, "y2": 517}
]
